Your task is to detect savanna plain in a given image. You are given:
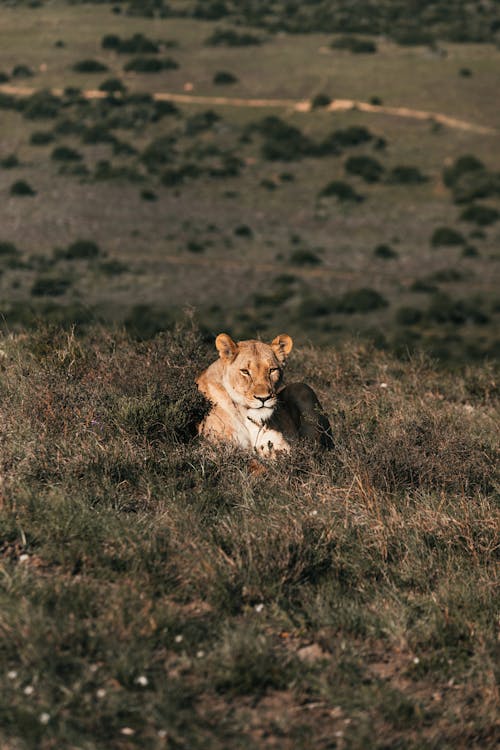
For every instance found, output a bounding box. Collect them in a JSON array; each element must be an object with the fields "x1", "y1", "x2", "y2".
[{"x1": 0, "y1": 1, "x2": 499, "y2": 748}]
